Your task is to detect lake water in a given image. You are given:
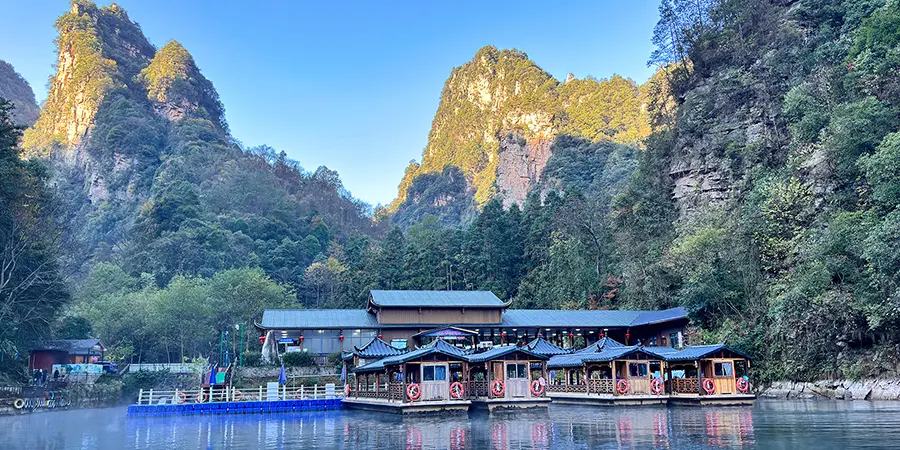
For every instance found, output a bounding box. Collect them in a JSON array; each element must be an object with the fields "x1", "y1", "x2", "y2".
[{"x1": 1, "y1": 400, "x2": 899, "y2": 449}]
